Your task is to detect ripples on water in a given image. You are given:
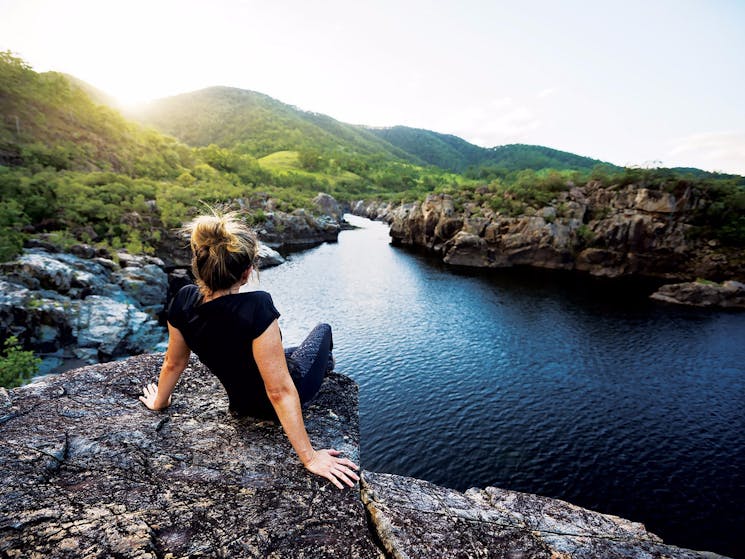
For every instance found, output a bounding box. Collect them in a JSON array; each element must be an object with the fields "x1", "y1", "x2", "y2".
[{"x1": 254, "y1": 215, "x2": 745, "y2": 558}]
